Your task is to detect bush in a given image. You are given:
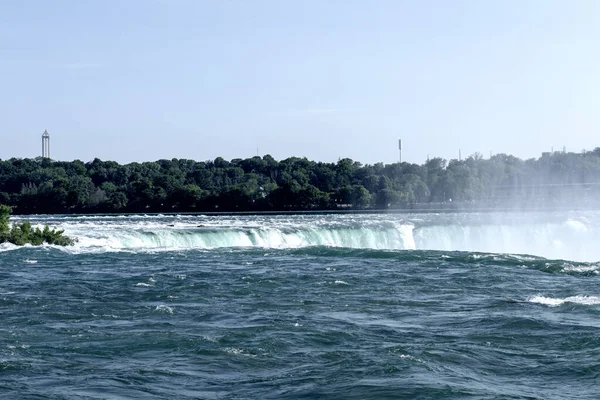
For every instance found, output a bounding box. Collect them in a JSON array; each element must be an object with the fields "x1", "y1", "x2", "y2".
[{"x1": 0, "y1": 205, "x2": 75, "y2": 246}]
